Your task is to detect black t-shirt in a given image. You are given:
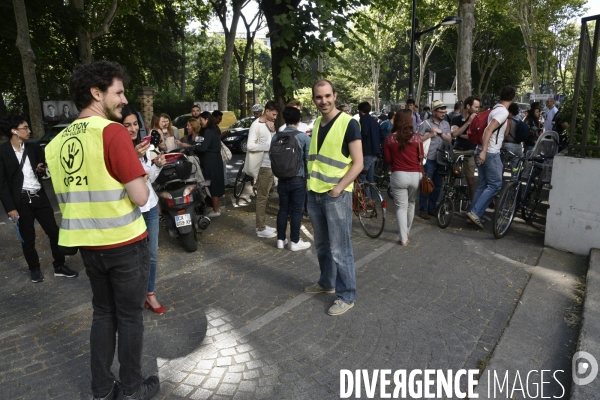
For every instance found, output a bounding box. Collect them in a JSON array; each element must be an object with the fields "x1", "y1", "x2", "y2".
[
  {"x1": 451, "y1": 115, "x2": 476, "y2": 151},
  {"x1": 316, "y1": 112, "x2": 361, "y2": 158}
]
